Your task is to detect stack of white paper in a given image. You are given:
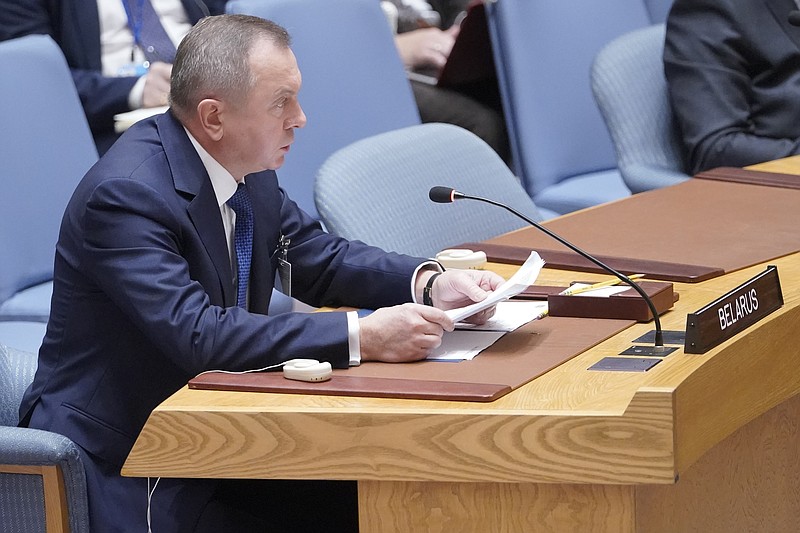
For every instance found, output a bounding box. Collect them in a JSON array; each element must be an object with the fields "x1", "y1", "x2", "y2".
[{"x1": 428, "y1": 252, "x2": 547, "y2": 362}]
